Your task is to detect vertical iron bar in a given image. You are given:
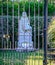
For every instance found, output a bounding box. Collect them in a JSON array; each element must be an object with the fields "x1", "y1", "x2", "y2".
[
  {"x1": 42, "y1": 0, "x2": 44, "y2": 63},
  {"x1": 18, "y1": 0, "x2": 20, "y2": 48},
  {"x1": 28, "y1": 0, "x2": 30, "y2": 49},
  {"x1": 28, "y1": 0, "x2": 31, "y2": 65},
  {"x1": 1, "y1": 0, "x2": 3, "y2": 48},
  {"x1": 12, "y1": 0, "x2": 14, "y2": 49},
  {"x1": 34, "y1": 1, "x2": 36, "y2": 65},
  {"x1": 33, "y1": 0, "x2": 36, "y2": 65},
  {"x1": 38, "y1": 0, "x2": 40, "y2": 65},
  {"x1": 43, "y1": 0, "x2": 48, "y2": 65},
  {"x1": 23, "y1": 1, "x2": 25, "y2": 49},
  {"x1": 7, "y1": 0, "x2": 9, "y2": 49},
  {"x1": 34, "y1": 0, "x2": 36, "y2": 48},
  {"x1": 29, "y1": 0, "x2": 30, "y2": 21},
  {"x1": 10, "y1": 41, "x2": 11, "y2": 49},
  {"x1": 23, "y1": 0, "x2": 25, "y2": 12},
  {"x1": 17, "y1": 1, "x2": 20, "y2": 65}
]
